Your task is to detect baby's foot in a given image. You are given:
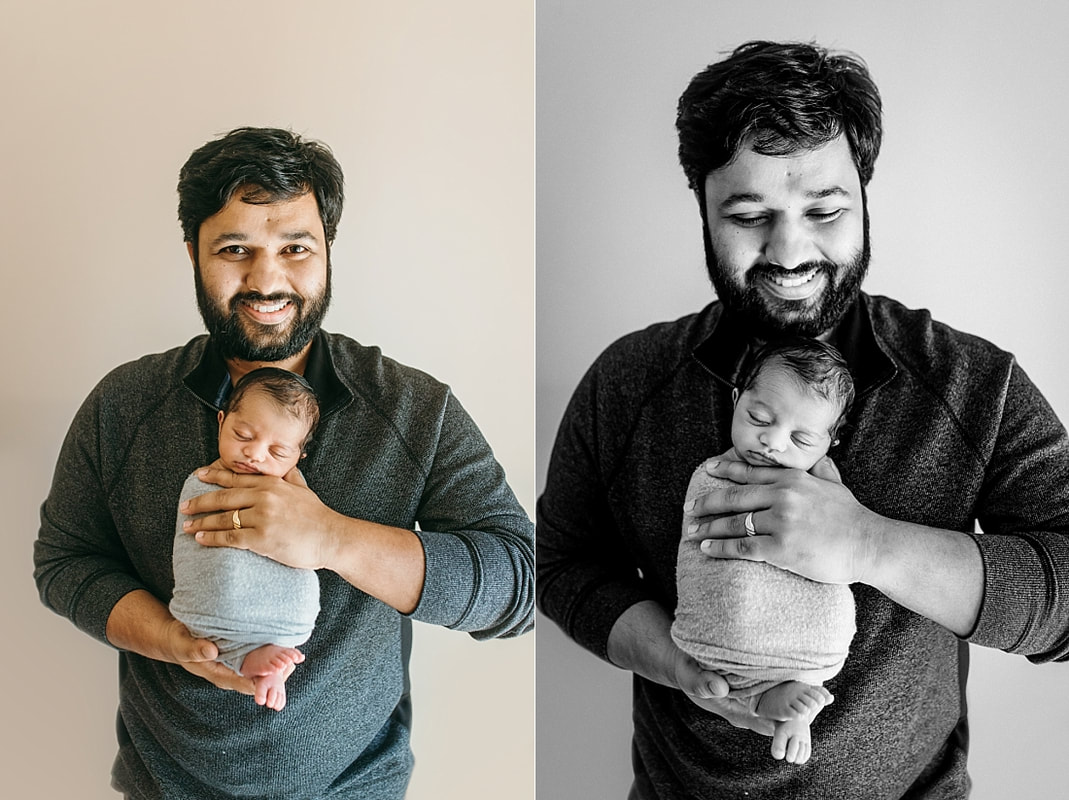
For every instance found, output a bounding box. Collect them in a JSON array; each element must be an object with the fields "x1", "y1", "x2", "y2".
[
  {"x1": 240, "y1": 644, "x2": 305, "y2": 678},
  {"x1": 771, "y1": 717, "x2": 813, "y2": 764},
  {"x1": 755, "y1": 681, "x2": 832, "y2": 721},
  {"x1": 253, "y1": 671, "x2": 288, "y2": 711}
]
